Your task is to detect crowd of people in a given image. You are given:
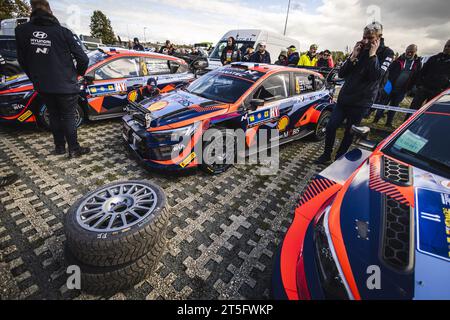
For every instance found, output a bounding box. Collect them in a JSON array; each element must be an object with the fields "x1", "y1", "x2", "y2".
[{"x1": 0, "y1": 0, "x2": 449, "y2": 188}]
